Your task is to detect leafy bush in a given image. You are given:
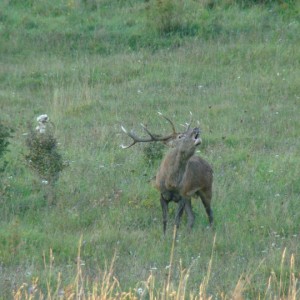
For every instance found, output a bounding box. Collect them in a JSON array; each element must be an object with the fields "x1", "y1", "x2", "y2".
[
  {"x1": 0, "y1": 122, "x2": 13, "y2": 173},
  {"x1": 238, "y1": 0, "x2": 294, "y2": 4},
  {"x1": 143, "y1": 142, "x2": 164, "y2": 166},
  {"x1": 233, "y1": 0, "x2": 297, "y2": 8},
  {"x1": 25, "y1": 124, "x2": 65, "y2": 185},
  {"x1": 146, "y1": 0, "x2": 199, "y2": 36},
  {"x1": 25, "y1": 118, "x2": 66, "y2": 204}
]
